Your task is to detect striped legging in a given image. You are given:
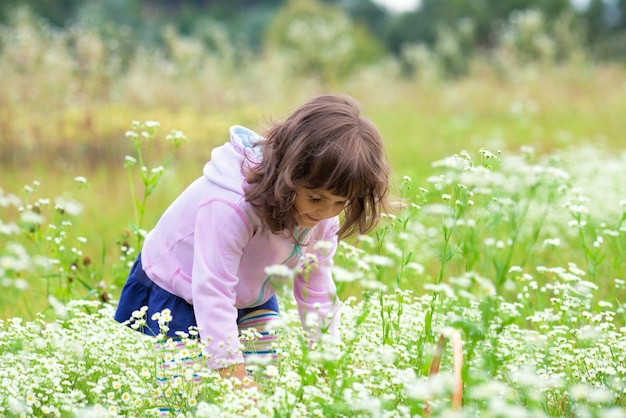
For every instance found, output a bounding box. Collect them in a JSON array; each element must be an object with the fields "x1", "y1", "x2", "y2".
[{"x1": 155, "y1": 309, "x2": 280, "y2": 416}]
